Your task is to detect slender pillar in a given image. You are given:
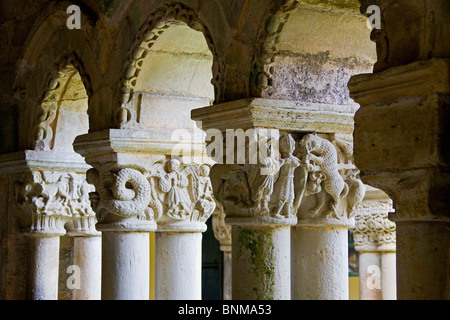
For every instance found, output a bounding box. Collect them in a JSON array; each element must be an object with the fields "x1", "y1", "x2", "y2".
[
  {"x1": 14, "y1": 169, "x2": 75, "y2": 300},
  {"x1": 292, "y1": 225, "x2": 350, "y2": 300},
  {"x1": 72, "y1": 236, "x2": 101, "y2": 300},
  {"x1": 66, "y1": 182, "x2": 102, "y2": 300},
  {"x1": 358, "y1": 251, "x2": 382, "y2": 300},
  {"x1": 222, "y1": 250, "x2": 232, "y2": 300},
  {"x1": 211, "y1": 201, "x2": 232, "y2": 300},
  {"x1": 155, "y1": 232, "x2": 202, "y2": 299},
  {"x1": 351, "y1": 186, "x2": 396, "y2": 300},
  {"x1": 232, "y1": 225, "x2": 291, "y2": 300},
  {"x1": 380, "y1": 251, "x2": 396, "y2": 300},
  {"x1": 292, "y1": 133, "x2": 366, "y2": 300},
  {"x1": 207, "y1": 133, "x2": 299, "y2": 300},
  {"x1": 28, "y1": 236, "x2": 60, "y2": 300},
  {"x1": 85, "y1": 165, "x2": 157, "y2": 300},
  {"x1": 154, "y1": 161, "x2": 216, "y2": 300},
  {"x1": 101, "y1": 231, "x2": 149, "y2": 300}
]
